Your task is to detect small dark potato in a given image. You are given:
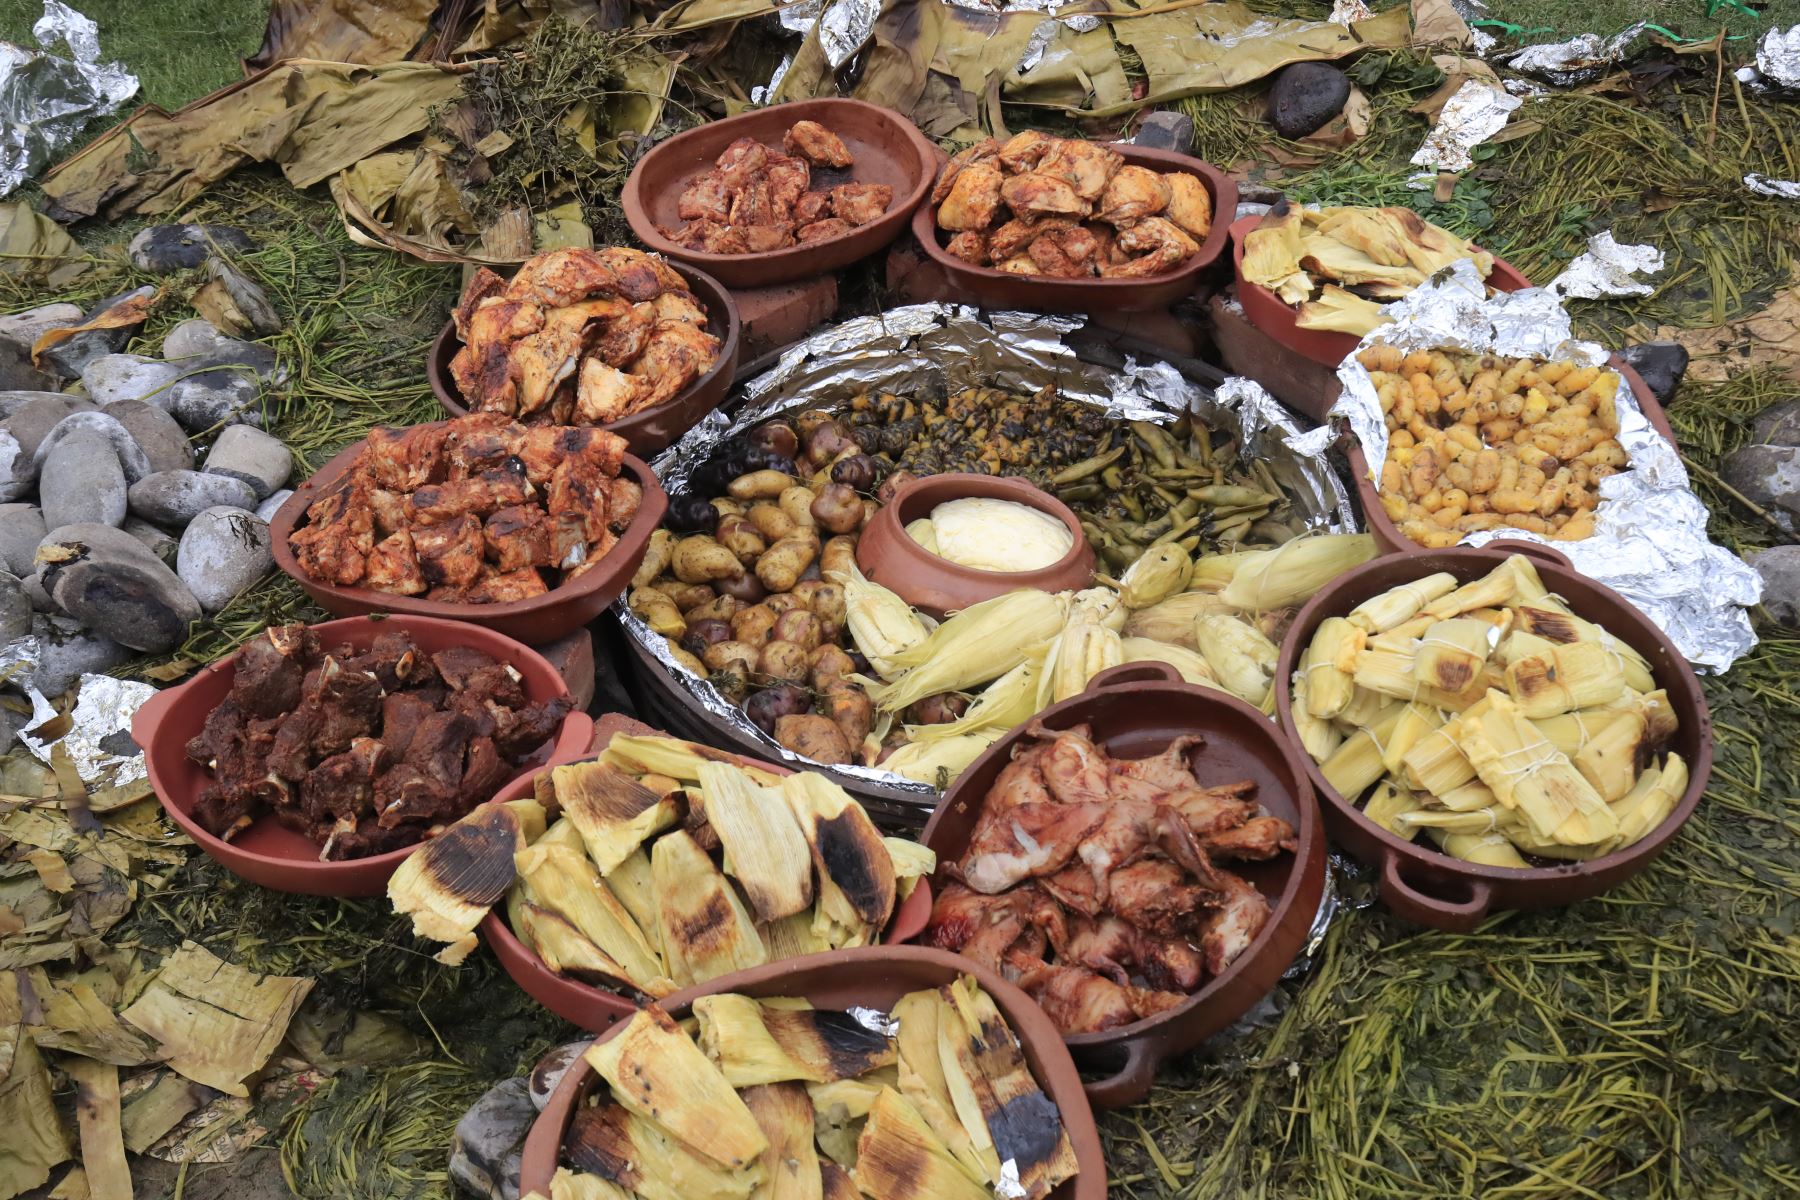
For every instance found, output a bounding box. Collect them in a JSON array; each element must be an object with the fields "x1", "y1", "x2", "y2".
[
  {"x1": 907, "y1": 692, "x2": 970, "y2": 726},
  {"x1": 681, "y1": 619, "x2": 733, "y2": 657},
  {"x1": 749, "y1": 422, "x2": 800, "y2": 460},
  {"x1": 739, "y1": 445, "x2": 797, "y2": 475},
  {"x1": 758, "y1": 639, "x2": 810, "y2": 684},
  {"x1": 831, "y1": 453, "x2": 877, "y2": 492},
  {"x1": 845, "y1": 648, "x2": 872, "y2": 675},
  {"x1": 772, "y1": 609, "x2": 823, "y2": 652},
  {"x1": 794, "y1": 410, "x2": 837, "y2": 440},
  {"x1": 745, "y1": 684, "x2": 811, "y2": 734},
  {"x1": 811, "y1": 483, "x2": 864, "y2": 534},
  {"x1": 810, "y1": 644, "x2": 857, "y2": 689},
  {"x1": 804, "y1": 421, "x2": 856, "y2": 467},
  {"x1": 668, "y1": 493, "x2": 720, "y2": 534},
  {"x1": 876, "y1": 469, "x2": 920, "y2": 506},
  {"x1": 716, "y1": 572, "x2": 768, "y2": 603}
]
